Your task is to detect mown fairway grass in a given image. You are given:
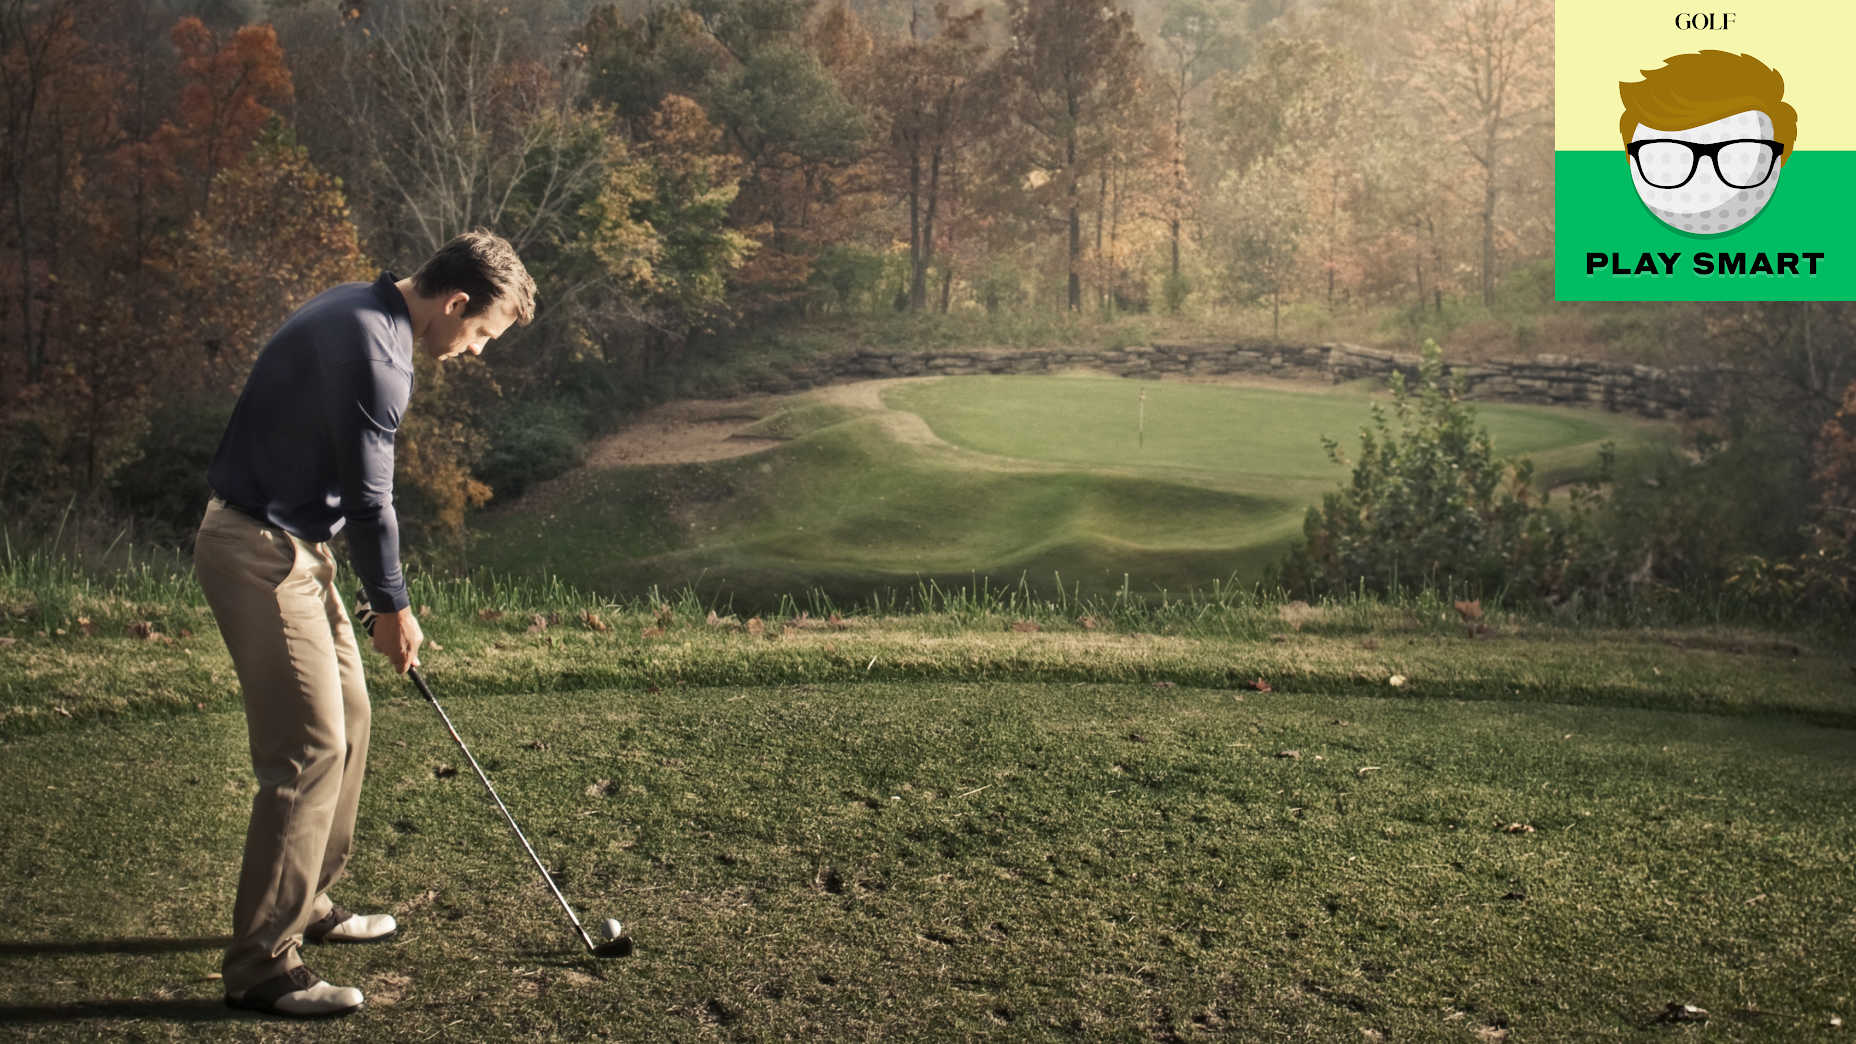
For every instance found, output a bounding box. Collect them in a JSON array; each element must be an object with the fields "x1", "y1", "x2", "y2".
[
  {"x1": 2, "y1": 595, "x2": 1853, "y2": 1040},
  {"x1": 473, "y1": 376, "x2": 1674, "y2": 610}
]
